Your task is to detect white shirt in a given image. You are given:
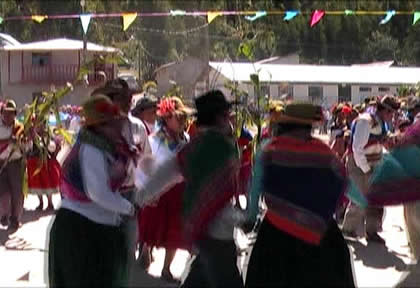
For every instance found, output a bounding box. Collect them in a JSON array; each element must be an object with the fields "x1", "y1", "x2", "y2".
[
  {"x1": 61, "y1": 144, "x2": 134, "y2": 226},
  {"x1": 352, "y1": 113, "x2": 385, "y2": 173},
  {"x1": 121, "y1": 114, "x2": 152, "y2": 189}
]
